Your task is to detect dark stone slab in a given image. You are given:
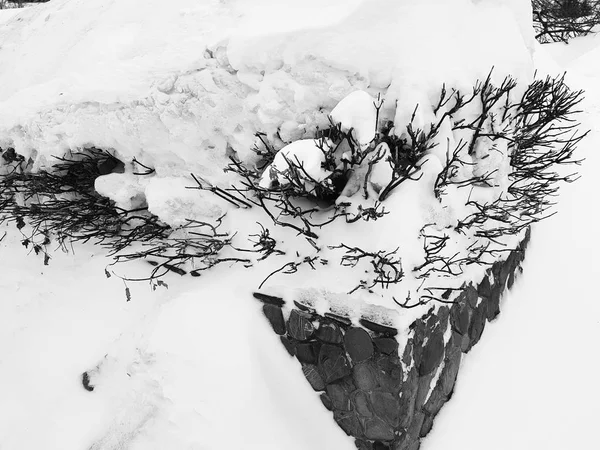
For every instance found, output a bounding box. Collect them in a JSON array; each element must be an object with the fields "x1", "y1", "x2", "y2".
[
  {"x1": 280, "y1": 336, "x2": 296, "y2": 357},
  {"x1": 410, "y1": 320, "x2": 426, "y2": 369},
  {"x1": 440, "y1": 342, "x2": 461, "y2": 397},
  {"x1": 334, "y1": 410, "x2": 363, "y2": 437},
  {"x1": 319, "y1": 344, "x2": 352, "y2": 383},
  {"x1": 345, "y1": 327, "x2": 375, "y2": 362},
  {"x1": 327, "y1": 383, "x2": 352, "y2": 411},
  {"x1": 374, "y1": 338, "x2": 399, "y2": 355},
  {"x1": 418, "y1": 329, "x2": 444, "y2": 376},
  {"x1": 293, "y1": 300, "x2": 316, "y2": 314},
  {"x1": 466, "y1": 302, "x2": 486, "y2": 352},
  {"x1": 352, "y1": 390, "x2": 373, "y2": 417},
  {"x1": 296, "y1": 341, "x2": 321, "y2": 365},
  {"x1": 325, "y1": 312, "x2": 353, "y2": 327},
  {"x1": 356, "y1": 440, "x2": 372, "y2": 450},
  {"x1": 420, "y1": 412, "x2": 434, "y2": 438},
  {"x1": 253, "y1": 292, "x2": 285, "y2": 306},
  {"x1": 477, "y1": 275, "x2": 492, "y2": 299},
  {"x1": 415, "y1": 369, "x2": 436, "y2": 413},
  {"x1": 321, "y1": 392, "x2": 333, "y2": 410},
  {"x1": 364, "y1": 417, "x2": 395, "y2": 441},
  {"x1": 359, "y1": 319, "x2": 399, "y2": 337},
  {"x1": 287, "y1": 309, "x2": 315, "y2": 341},
  {"x1": 464, "y1": 284, "x2": 478, "y2": 308},
  {"x1": 374, "y1": 355, "x2": 403, "y2": 393},
  {"x1": 302, "y1": 364, "x2": 326, "y2": 391},
  {"x1": 402, "y1": 338, "x2": 414, "y2": 367},
  {"x1": 398, "y1": 366, "x2": 418, "y2": 428},
  {"x1": 370, "y1": 391, "x2": 401, "y2": 427},
  {"x1": 450, "y1": 303, "x2": 470, "y2": 336},
  {"x1": 262, "y1": 304, "x2": 286, "y2": 335},
  {"x1": 486, "y1": 282, "x2": 501, "y2": 321},
  {"x1": 316, "y1": 321, "x2": 344, "y2": 344},
  {"x1": 405, "y1": 411, "x2": 425, "y2": 448},
  {"x1": 507, "y1": 268, "x2": 517, "y2": 290},
  {"x1": 353, "y1": 361, "x2": 379, "y2": 391}
]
